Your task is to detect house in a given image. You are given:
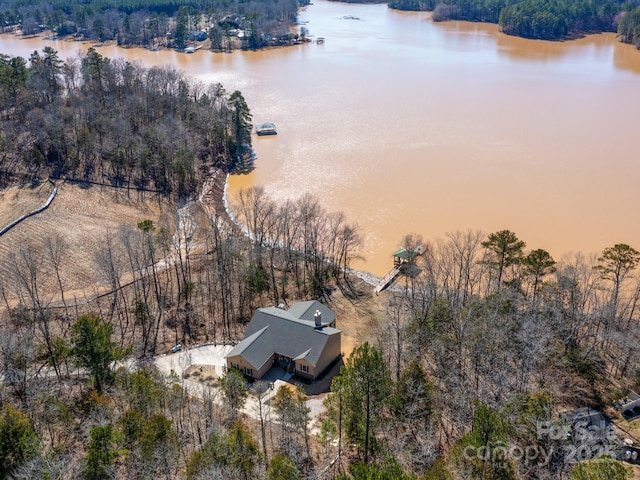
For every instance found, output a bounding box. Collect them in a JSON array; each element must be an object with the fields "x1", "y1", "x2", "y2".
[
  {"x1": 561, "y1": 407, "x2": 617, "y2": 445},
  {"x1": 225, "y1": 300, "x2": 341, "y2": 381},
  {"x1": 188, "y1": 30, "x2": 208, "y2": 42}
]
